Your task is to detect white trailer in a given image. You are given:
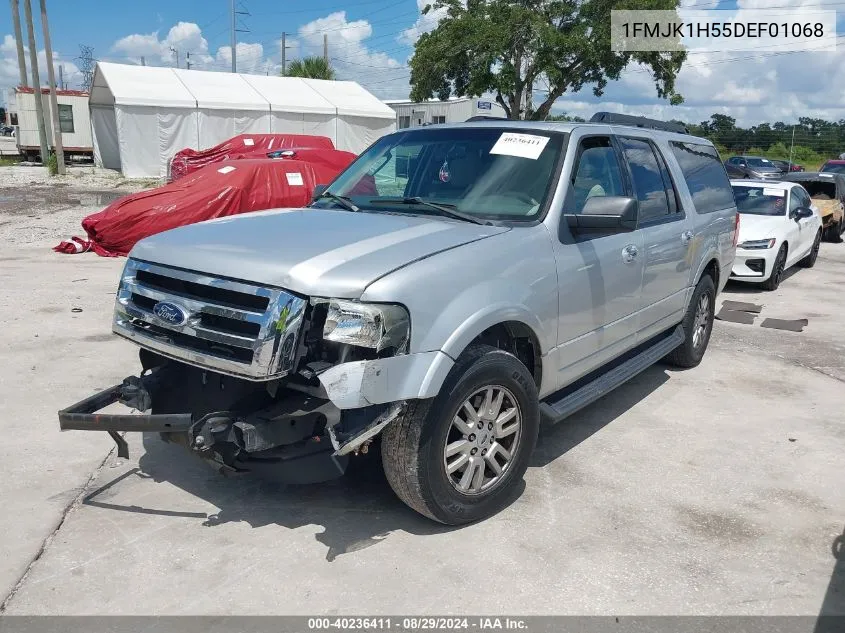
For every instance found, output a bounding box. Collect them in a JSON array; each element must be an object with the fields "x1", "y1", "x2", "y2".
[
  {"x1": 14, "y1": 87, "x2": 92, "y2": 160},
  {"x1": 385, "y1": 97, "x2": 507, "y2": 129}
]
